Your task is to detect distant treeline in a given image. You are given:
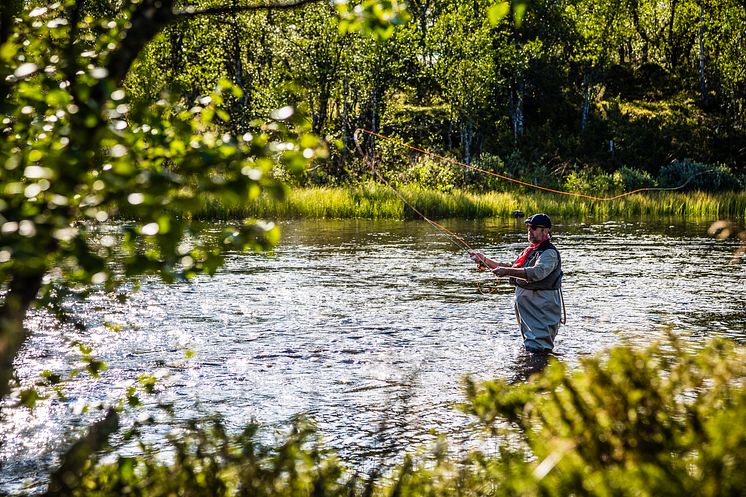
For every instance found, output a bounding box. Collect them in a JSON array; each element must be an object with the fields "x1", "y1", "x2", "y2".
[{"x1": 123, "y1": 0, "x2": 746, "y2": 191}]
